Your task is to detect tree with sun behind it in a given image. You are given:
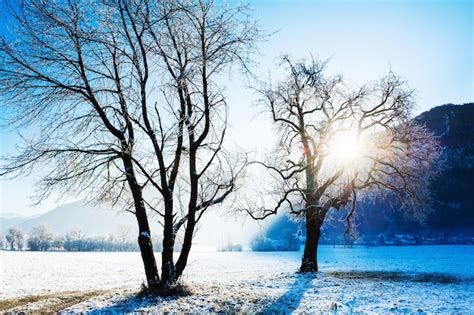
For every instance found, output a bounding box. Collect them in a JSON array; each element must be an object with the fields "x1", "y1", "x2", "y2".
[{"x1": 242, "y1": 55, "x2": 443, "y2": 273}]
